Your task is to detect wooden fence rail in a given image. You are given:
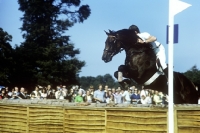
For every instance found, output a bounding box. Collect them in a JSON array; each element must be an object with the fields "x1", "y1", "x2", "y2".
[{"x1": 0, "y1": 99, "x2": 200, "y2": 133}]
